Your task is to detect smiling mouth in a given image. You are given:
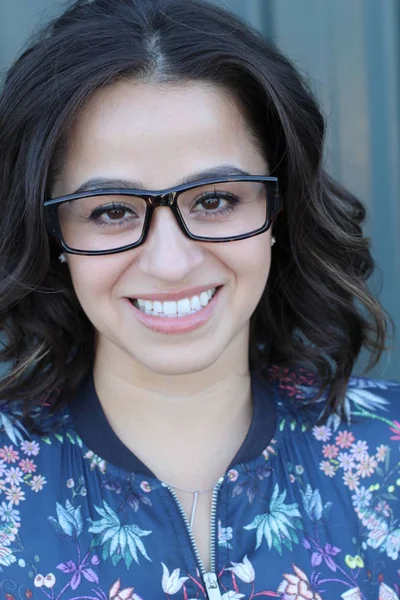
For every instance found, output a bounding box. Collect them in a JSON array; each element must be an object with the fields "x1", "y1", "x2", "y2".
[{"x1": 129, "y1": 287, "x2": 219, "y2": 318}]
